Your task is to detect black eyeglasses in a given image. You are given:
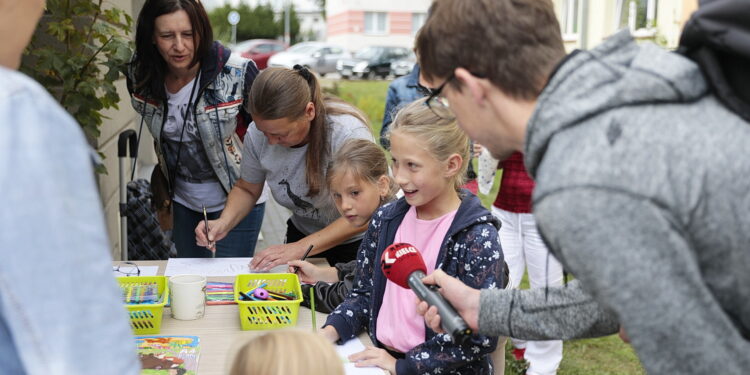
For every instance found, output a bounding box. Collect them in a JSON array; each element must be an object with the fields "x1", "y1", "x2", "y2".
[
  {"x1": 113, "y1": 261, "x2": 141, "y2": 277},
  {"x1": 425, "y1": 72, "x2": 456, "y2": 119}
]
